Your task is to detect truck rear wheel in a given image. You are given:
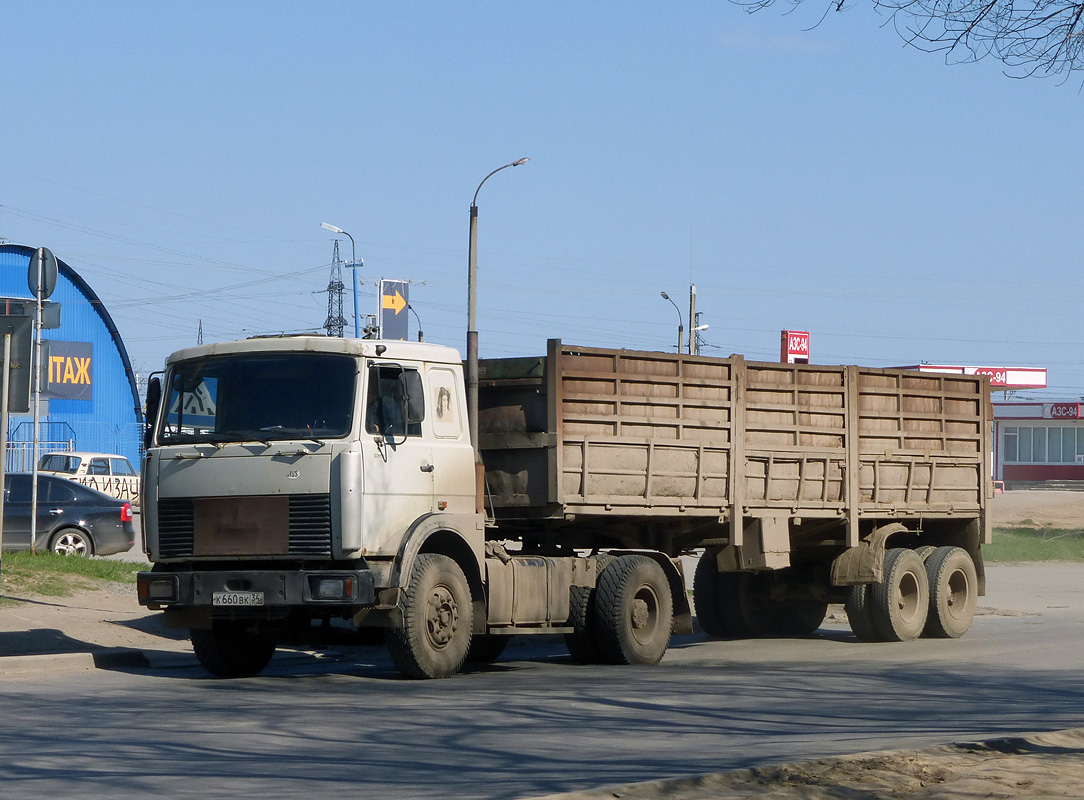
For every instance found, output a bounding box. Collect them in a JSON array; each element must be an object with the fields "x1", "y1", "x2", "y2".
[
  {"x1": 693, "y1": 555, "x2": 758, "y2": 638},
  {"x1": 869, "y1": 548, "x2": 929, "y2": 642},
  {"x1": 772, "y1": 599, "x2": 828, "y2": 636},
  {"x1": 387, "y1": 553, "x2": 473, "y2": 679},
  {"x1": 190, "y1": 622, "x2": 276, "y2": 678},
  {"x1": 845, "y1": 584, "x2": 881, "y2": 642},
  {"x1": 693, "y1": 550, "x2": 728, "y2": 637},
  {"x1": 924, "y1": 546, "x2": 977, "y2": 639},
  {"x1": 465, "y1": 634, "x2": 508, "y2": 663},
  {"x1": 565, "y1": 584, "x2": 603, "y2": 664},
  {"x1": 593, "y1": 555, "x2": 673, "y2": 665}
]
